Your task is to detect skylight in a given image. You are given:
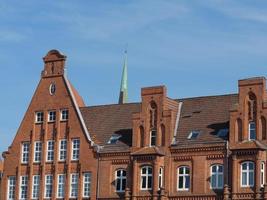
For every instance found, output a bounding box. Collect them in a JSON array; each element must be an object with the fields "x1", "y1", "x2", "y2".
[
  {"x1": 187, "y1": 130, "x2": 200, "y2": 140},
  {"x1": 107, "y1": 134, "x2": 122, "y2": 144},
  {"x1": 217, "y1": 129, "x2": 229, "y2": 137}
]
